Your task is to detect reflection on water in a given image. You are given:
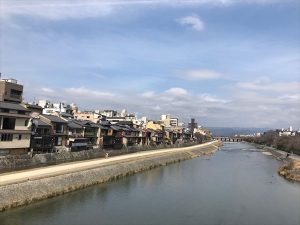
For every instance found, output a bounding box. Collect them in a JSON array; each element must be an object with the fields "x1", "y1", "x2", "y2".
[{"x1": 1, "y1": 143, "x2": 299, "y2": 225}]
